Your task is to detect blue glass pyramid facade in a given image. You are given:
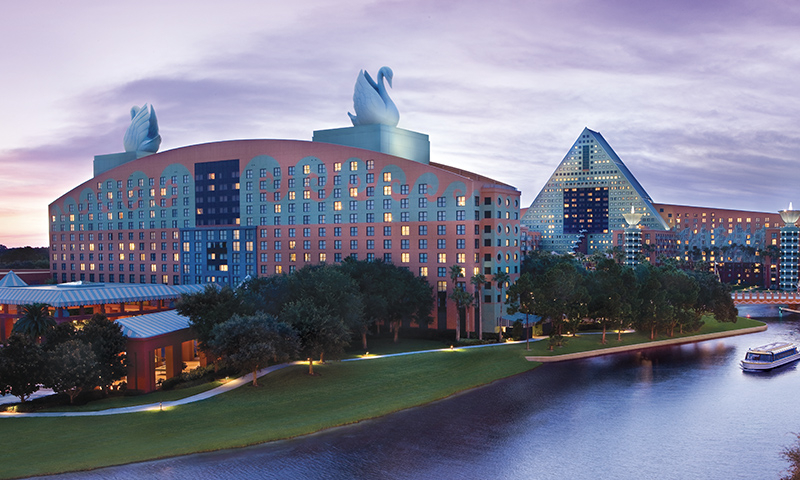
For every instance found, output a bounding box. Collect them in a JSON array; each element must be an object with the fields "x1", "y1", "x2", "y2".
[{"x1": 522, "y1": 128, "x2": 669, "y2": 253}]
